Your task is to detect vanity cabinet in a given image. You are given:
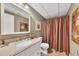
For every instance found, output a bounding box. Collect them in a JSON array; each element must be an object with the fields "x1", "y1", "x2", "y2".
[{"x1": 16, "y1": 39, "x2": 42, "y2": 56}]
